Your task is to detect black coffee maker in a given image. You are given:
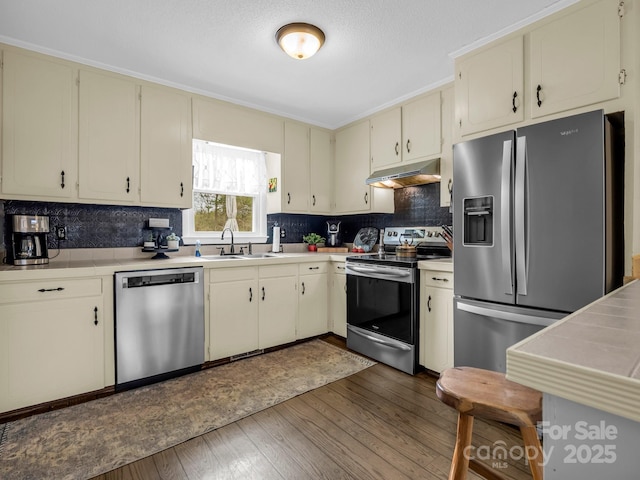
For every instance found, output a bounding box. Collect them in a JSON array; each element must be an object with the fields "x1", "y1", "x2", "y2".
[
  {"x1": 11, "y1": 214, "x2": 50, "y2": 265},
  {"x1": 326, "y1": 221, "x2": 342, "y2": 247}
]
